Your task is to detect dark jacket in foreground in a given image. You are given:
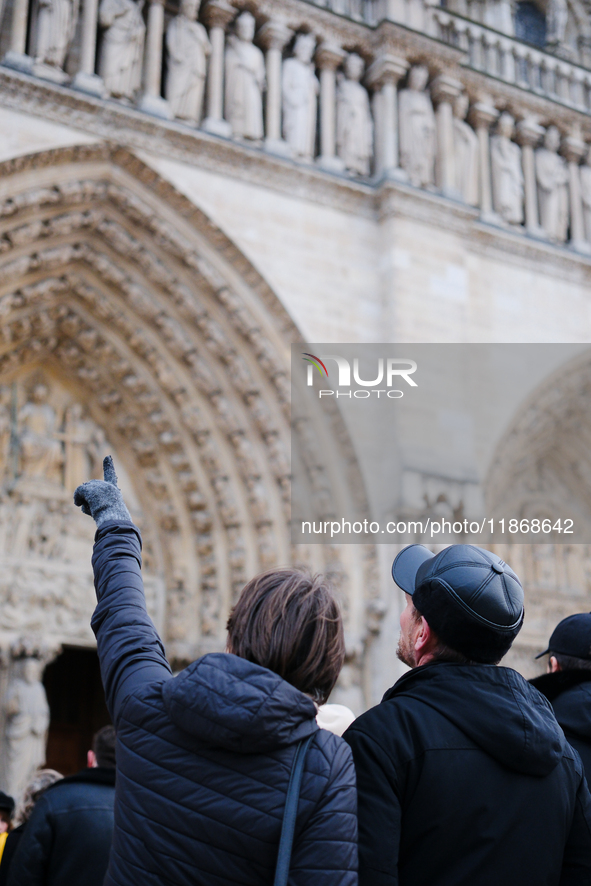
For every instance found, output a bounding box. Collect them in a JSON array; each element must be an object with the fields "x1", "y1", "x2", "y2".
[
  {"x1": 344, "y1": 661, "x2": 591, "y2": 886},
  {"x1": 7, "y1": 768, "x2": 115, "y2": 886},
  {"x1": 0, "y1": 825, "x2": 24, "y2": 886},
  {"x1": 531, "y1": 670, "x2": 591, "y2": 781},
  {"x1": 89, "y1": 522, "x2": 357, "y2": 886}
]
